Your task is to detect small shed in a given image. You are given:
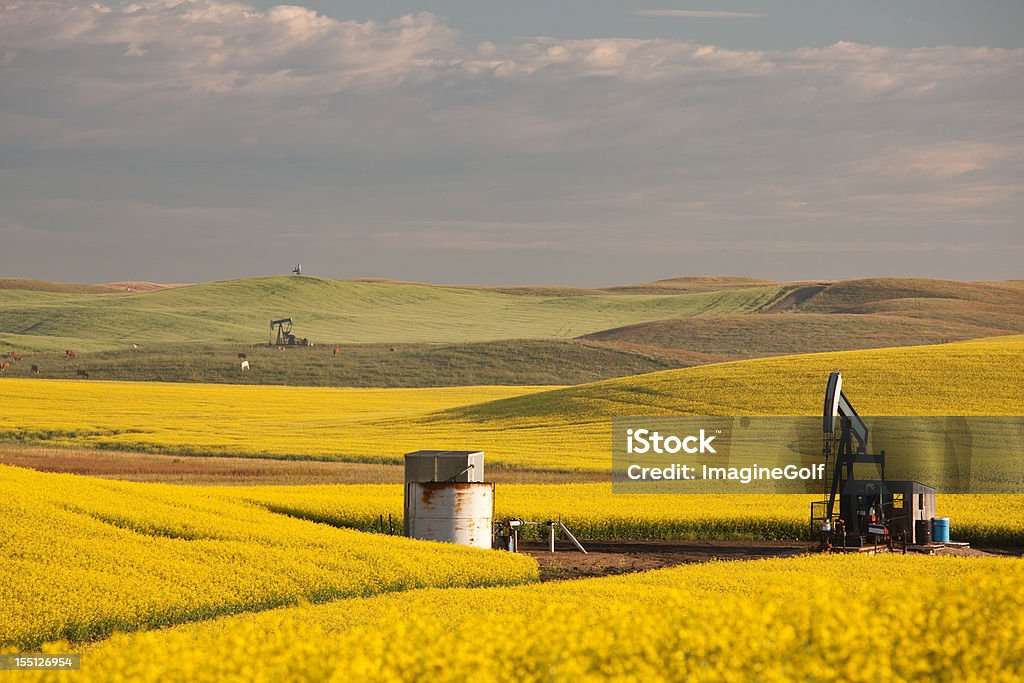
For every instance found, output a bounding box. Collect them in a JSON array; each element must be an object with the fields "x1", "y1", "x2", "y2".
[{"x1": 841, "y1": 479, "x2": 936, "y2": 544}]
